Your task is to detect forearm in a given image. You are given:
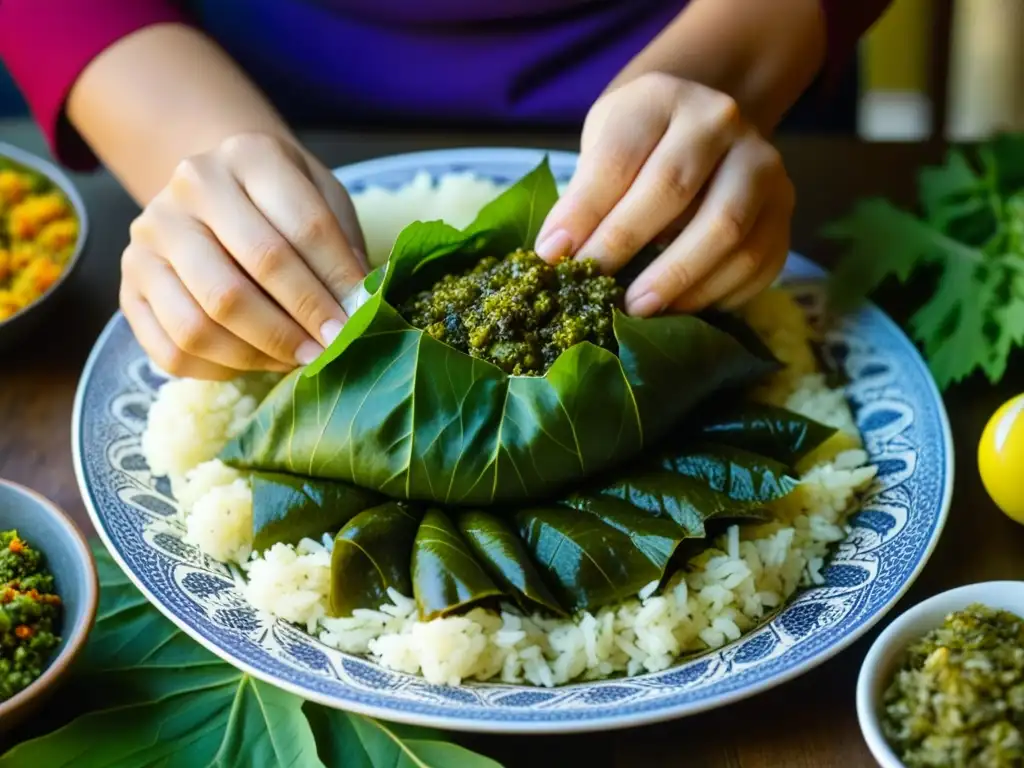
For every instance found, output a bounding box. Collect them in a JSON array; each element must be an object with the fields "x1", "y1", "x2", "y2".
[
  {"x1": 608, "y1": 0, "x2": 826, "y2": 134},
  {"x1": 67, "y1": 23, "x2": 298, "y2": 205}
]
